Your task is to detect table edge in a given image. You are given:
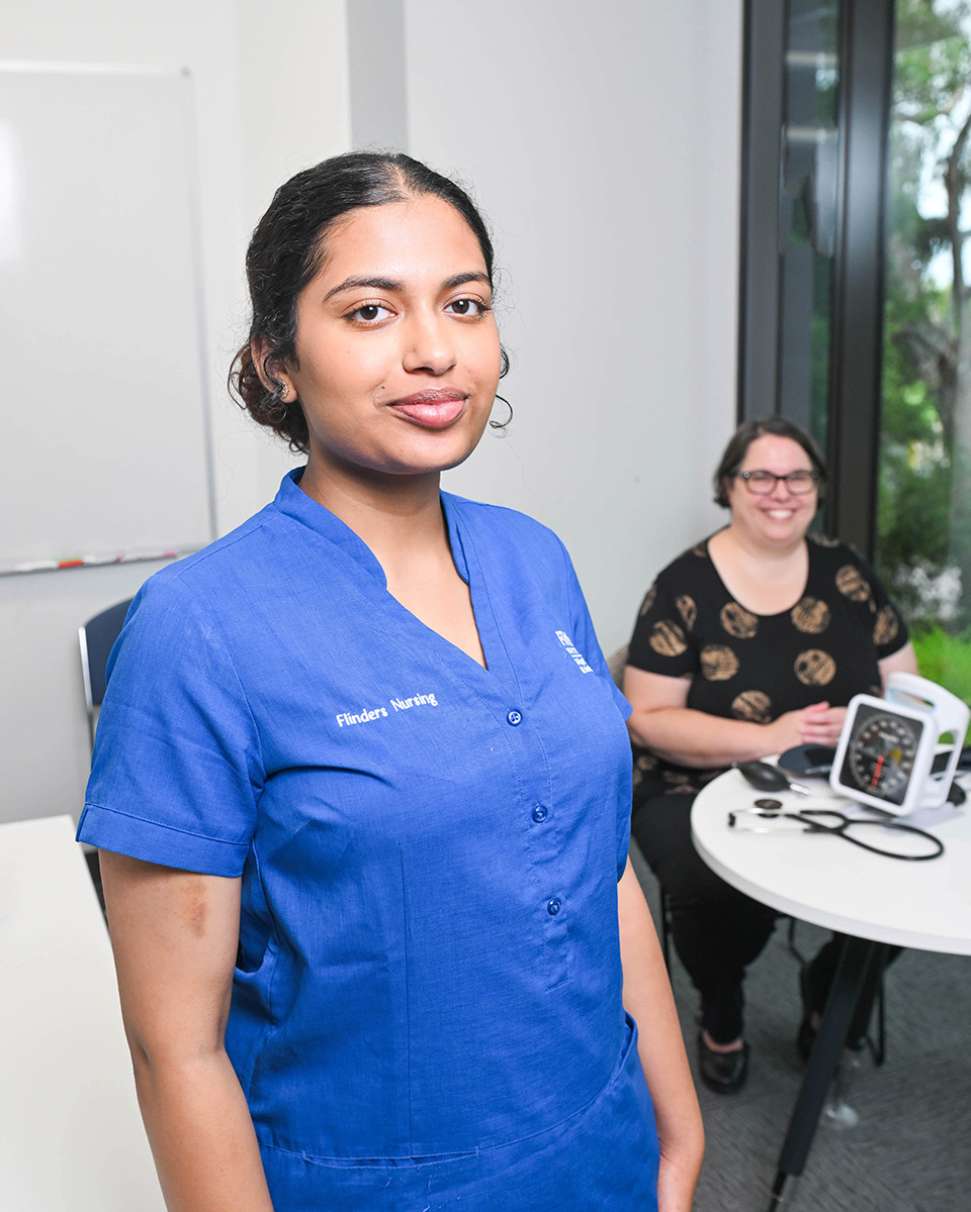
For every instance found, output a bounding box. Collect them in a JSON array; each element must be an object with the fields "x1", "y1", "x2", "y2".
[{"x1": 691, "y1": 788, "x2": 971, "y2": 957}]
